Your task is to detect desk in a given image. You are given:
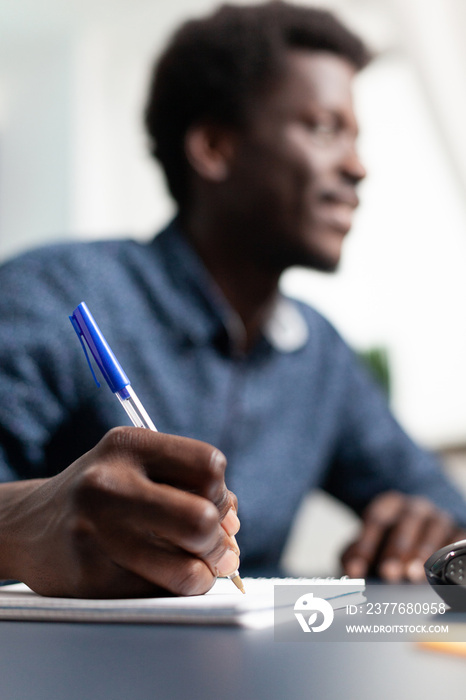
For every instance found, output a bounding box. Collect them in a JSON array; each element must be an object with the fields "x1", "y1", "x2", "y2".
[{"x1": 1, "y1": 587, "x2": 465, "y2": 699}]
